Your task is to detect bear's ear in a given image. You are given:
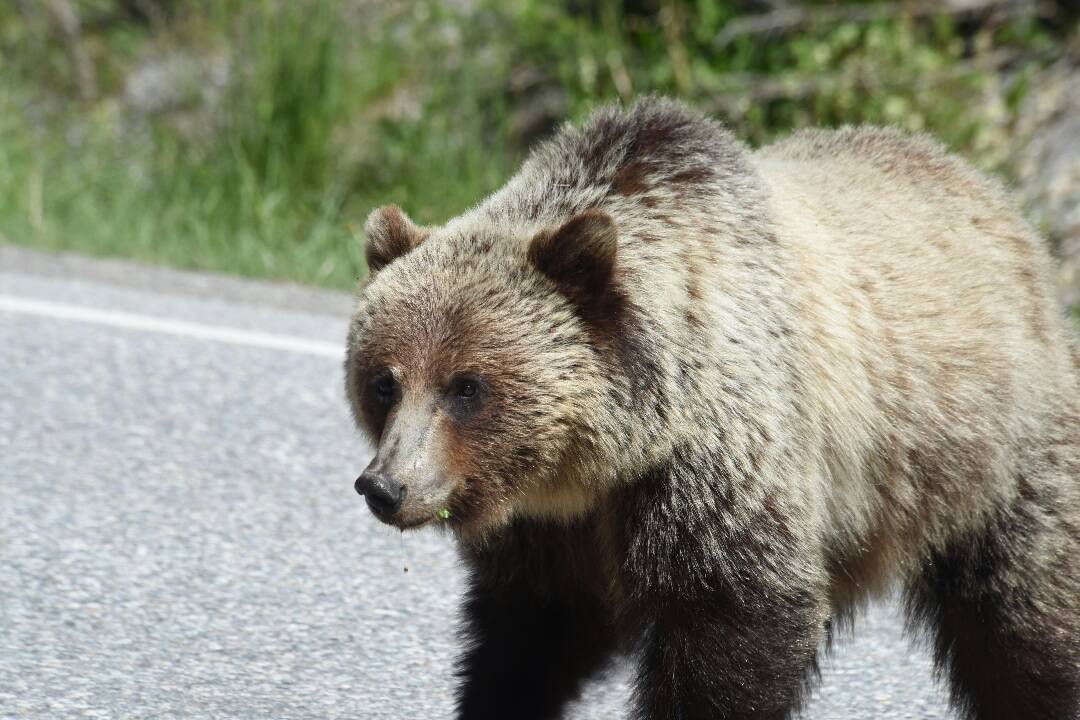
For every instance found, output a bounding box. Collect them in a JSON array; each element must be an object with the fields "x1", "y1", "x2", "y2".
[
  {"x1": 364, "y1": 205, "x2": 428, "y2": 274},
  {"x1": 528, "y1": 210, "x2": 618, "y2": 301}
]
